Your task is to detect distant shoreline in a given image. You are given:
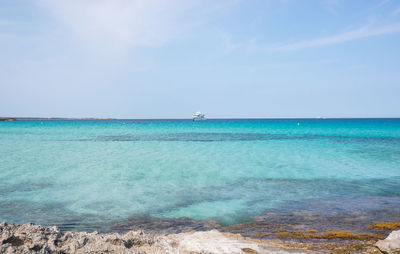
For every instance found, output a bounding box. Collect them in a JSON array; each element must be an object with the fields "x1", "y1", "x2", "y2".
[
  {"x1": 1, "y1": 117, "x2": 400, "y2": 121},
  {"x1": 0, "y1": 117, "x2": 17, "y2": 121}
]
